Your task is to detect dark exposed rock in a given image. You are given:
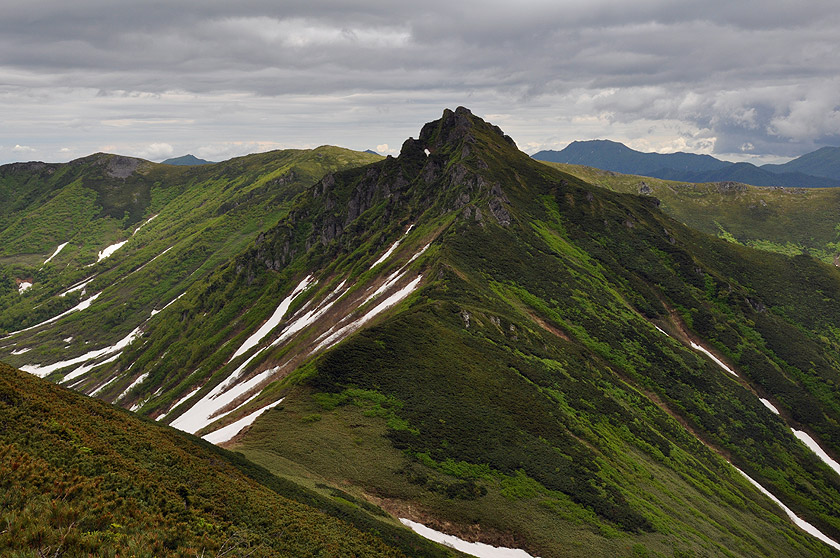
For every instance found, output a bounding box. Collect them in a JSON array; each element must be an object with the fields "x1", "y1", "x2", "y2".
[
  {"x1": 105, "y1": 156, "x2": 141, "y2": 179},
  {"x1": 638, "y1": 181, "x2": 653, "y2": 195},
  {"x1": 488, "y1": 198, "x2": 511, "y2": 226},
  {"x1": 746, "y1": 297, "x2": 767, "y2": 313}
]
